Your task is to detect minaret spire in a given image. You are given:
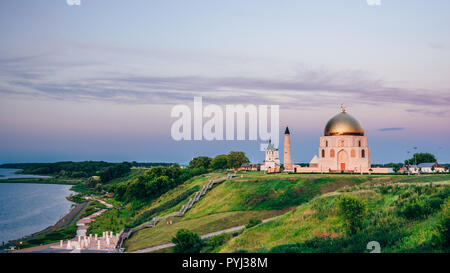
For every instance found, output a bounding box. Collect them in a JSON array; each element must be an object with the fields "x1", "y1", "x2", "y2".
[{"x1": 283, "y1": 126, "x2": 292, "y2": 171}]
